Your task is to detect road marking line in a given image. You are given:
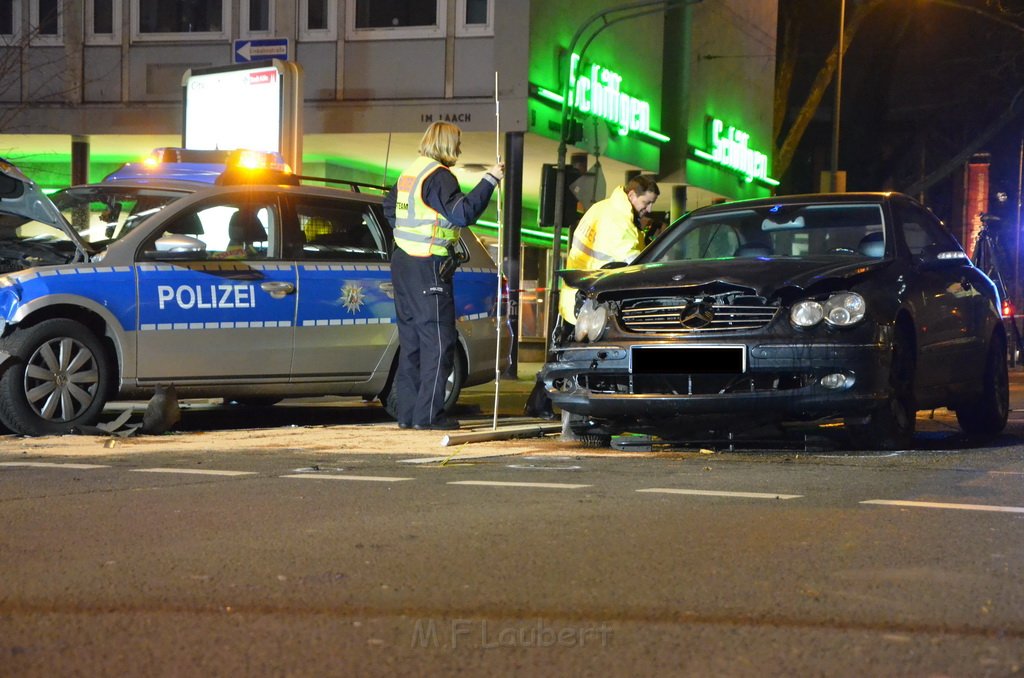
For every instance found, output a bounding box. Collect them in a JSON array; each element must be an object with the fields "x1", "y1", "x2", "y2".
[
  {"x1": 447, "y1": 480, "x2": 591, "y2": 489},
  {"x1": 637, "y1": 488, "x2": 803, "y2": 500},
  {"x1": 0, "y1": 461, "x2": 110, "y2": 469},
  {"x1": 132, "y1": 468, "x2": 256, "y2": 477},
  {"x1": 400, "y1": 450, "x2": 518, "y2": 464},
  {"x1": 861, "y1": 499, "x2": 1024, "y2": 514},
  {"x1": 280, "y1": 474, "x2": 413, "y2": 482}
]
